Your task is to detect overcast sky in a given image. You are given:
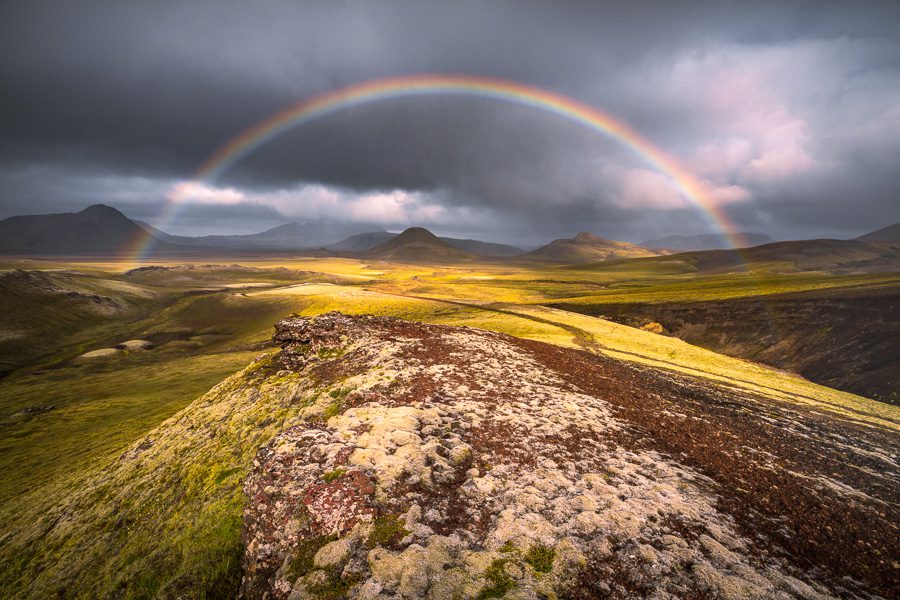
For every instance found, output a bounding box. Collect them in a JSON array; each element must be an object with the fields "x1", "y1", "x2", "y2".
[{"x1": 1, "y1": 1, "x2": 898, "y2": 243}]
